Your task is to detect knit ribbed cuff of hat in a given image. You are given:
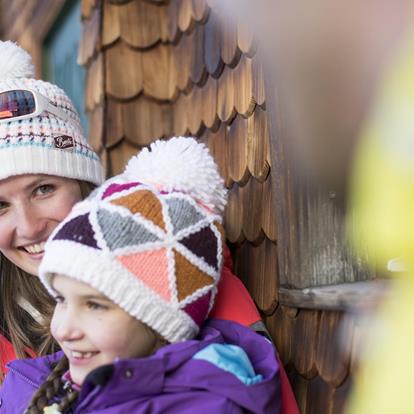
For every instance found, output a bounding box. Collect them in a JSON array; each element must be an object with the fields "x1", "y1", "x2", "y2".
[
  {"x1": 39, "y1": 240, "x2": 199, "y2": 343},
  {"x1": 0, "y1": 146, "x2": 104, "y2": 185}
]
